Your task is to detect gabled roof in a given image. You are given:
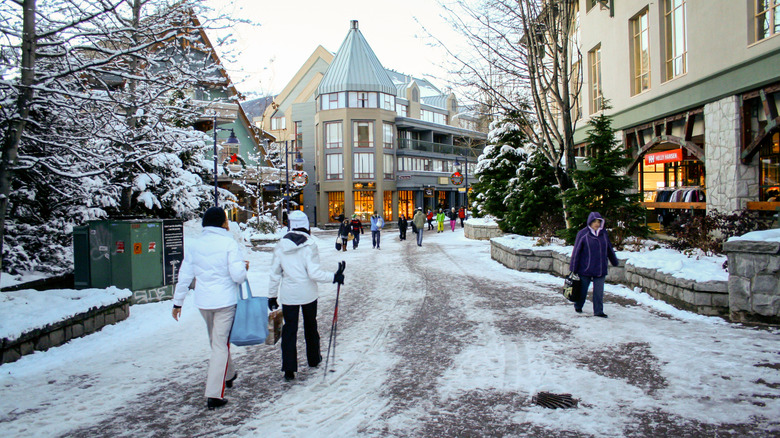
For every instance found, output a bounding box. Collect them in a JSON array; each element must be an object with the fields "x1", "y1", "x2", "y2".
[
  {"x1": 422, "y1": 94, "x2": 450, "y2": 110},
  {"x1": 316, "y1": 20, "x2": 396, "y2": 96}
]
